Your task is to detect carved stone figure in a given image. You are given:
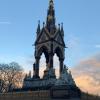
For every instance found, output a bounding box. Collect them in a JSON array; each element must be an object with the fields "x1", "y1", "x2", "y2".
[{"x1": 55, "y1": 65, "x2": 75, "y2": 86}]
